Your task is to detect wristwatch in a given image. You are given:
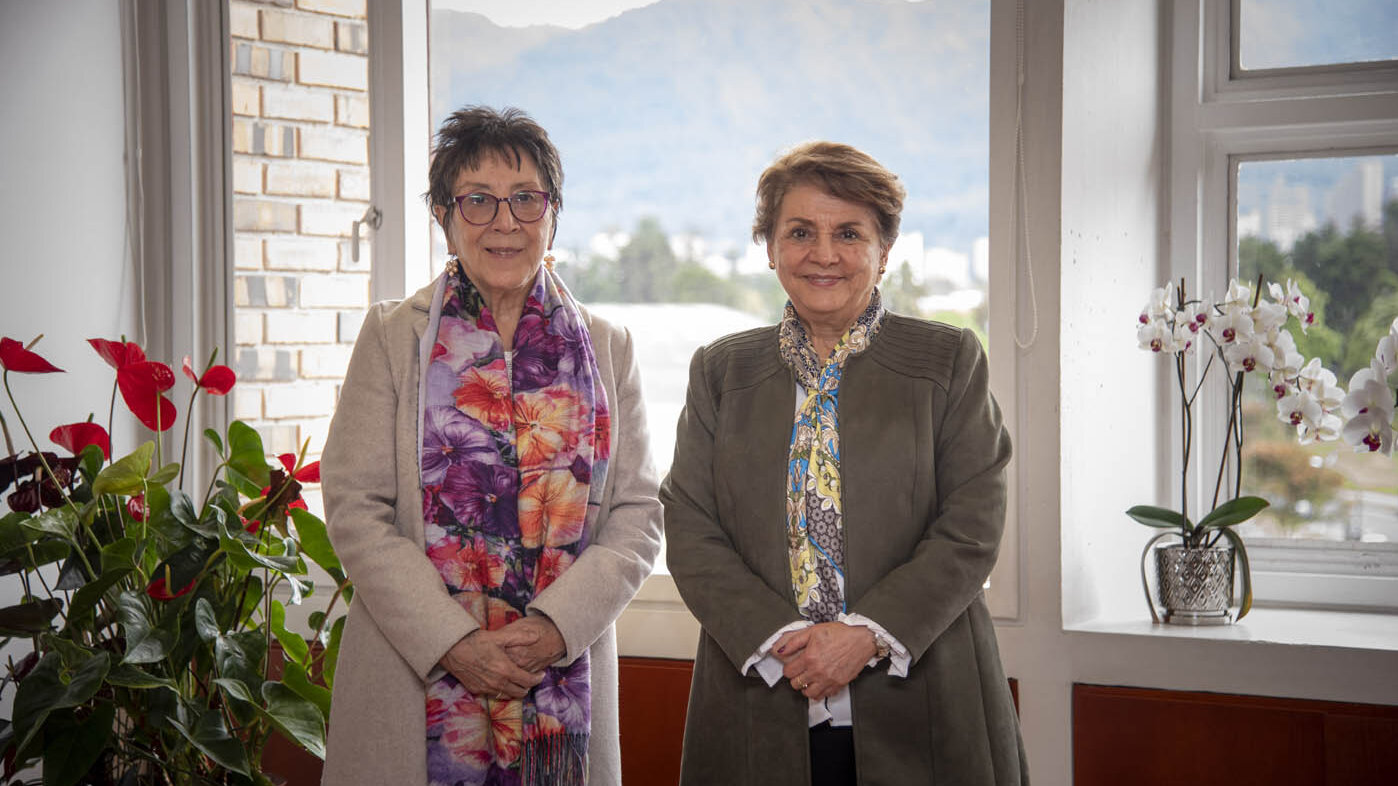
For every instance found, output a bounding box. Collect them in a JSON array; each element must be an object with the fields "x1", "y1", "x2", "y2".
[{"x1": 872, "y1": 630, "x2": 892, "y2": 661}]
